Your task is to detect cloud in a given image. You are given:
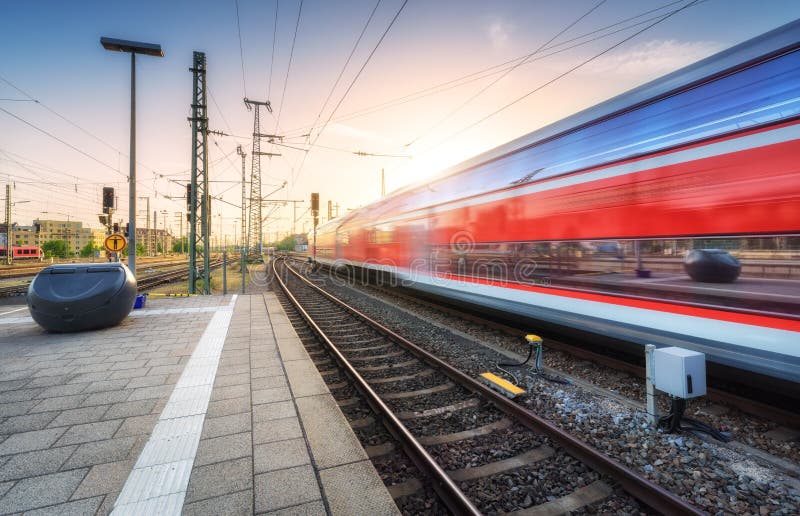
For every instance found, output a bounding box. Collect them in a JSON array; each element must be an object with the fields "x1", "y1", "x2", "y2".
[
  {"x1": 327, "y1": 123, "x2": 395, "y2": 145},
  {"x1": 487, "y1": 20, "x2": 513, "y2": 49},
  {"x1": 580, "y1": 39, "x2": 725, "y2": 76}
]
